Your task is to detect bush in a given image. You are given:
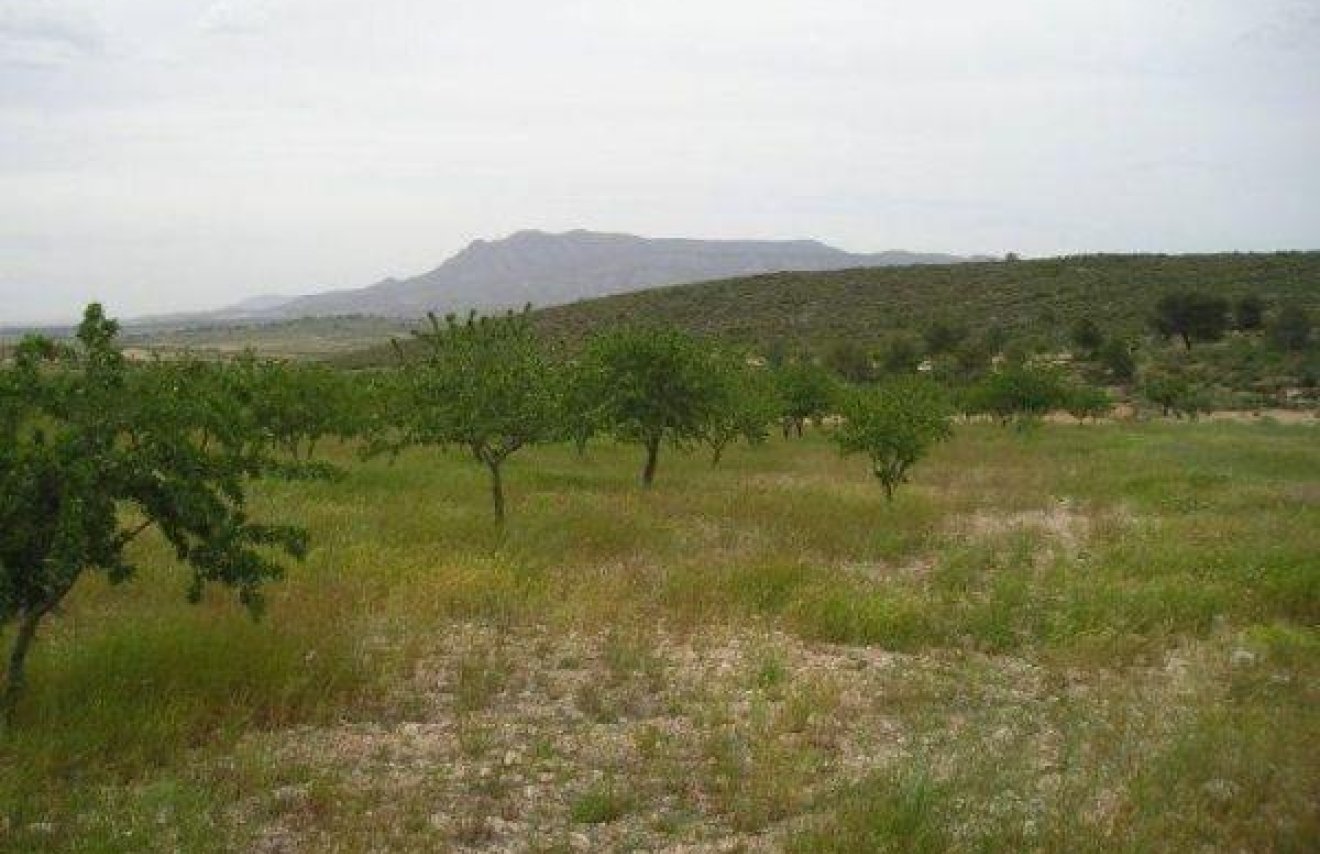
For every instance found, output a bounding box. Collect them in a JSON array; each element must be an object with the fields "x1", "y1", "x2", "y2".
[
  {"x1": 965, "y1": 364, "x2": 1070, "y2": 425},
  {"x1": 833, "y1": 377, "x2": 953, "y2": 500}
]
